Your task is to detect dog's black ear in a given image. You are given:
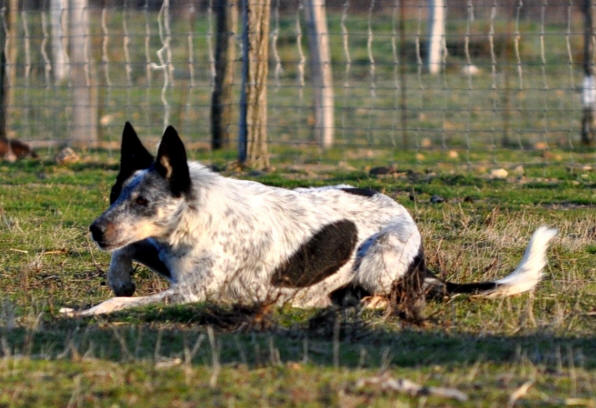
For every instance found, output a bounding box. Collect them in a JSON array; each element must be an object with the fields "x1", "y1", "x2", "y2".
[
  {"x1": 155, "y1": 126, "x2": 191, "y2": 198},
  {"x1": 110, "y1": 122, "x2": 155, "y2": 203}
]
